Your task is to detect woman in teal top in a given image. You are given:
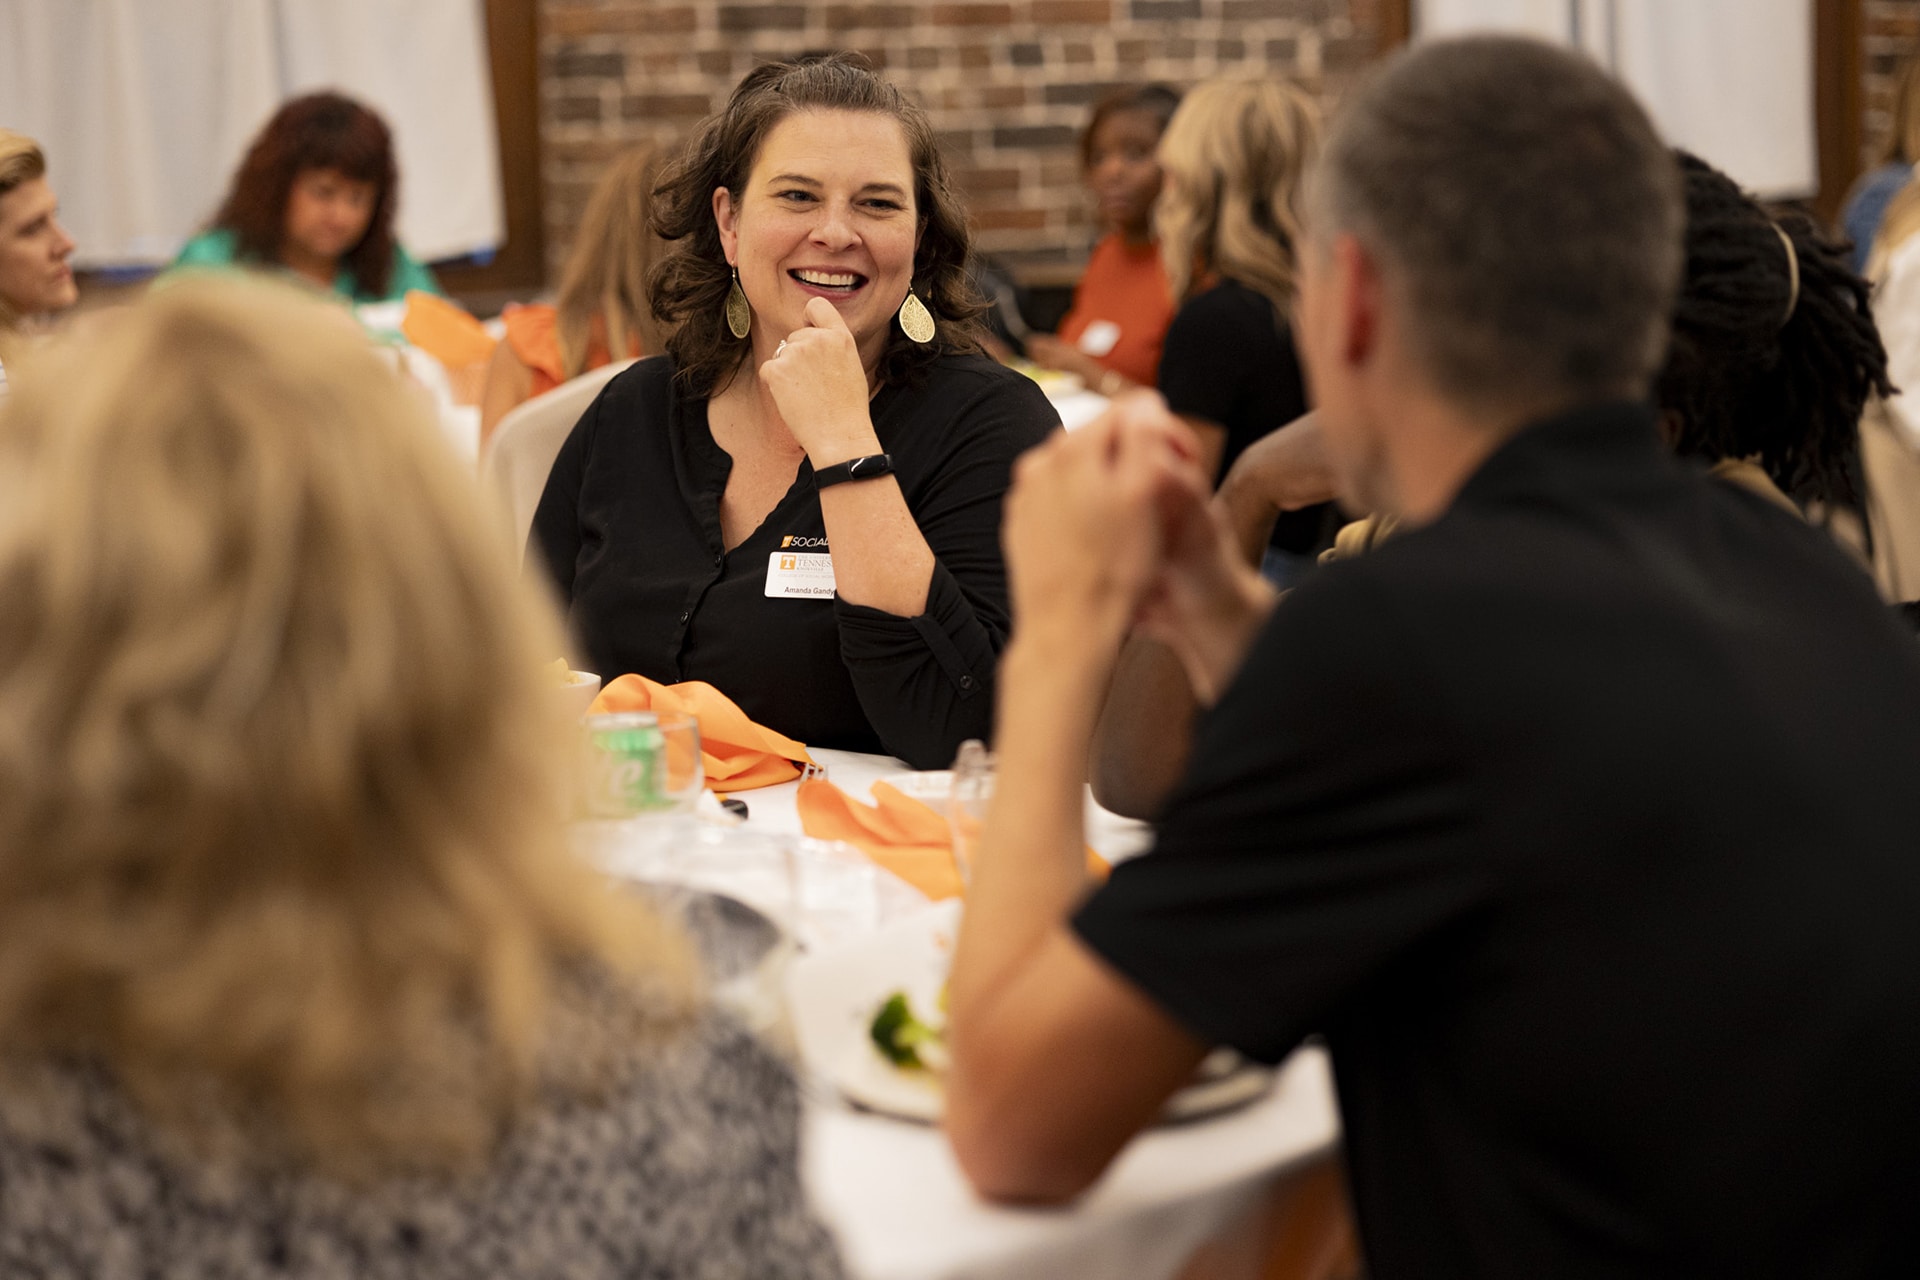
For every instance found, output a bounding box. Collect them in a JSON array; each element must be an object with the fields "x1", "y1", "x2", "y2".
[{"x1": 171, "y1": 92, "x2": 441, "y2": 305}]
